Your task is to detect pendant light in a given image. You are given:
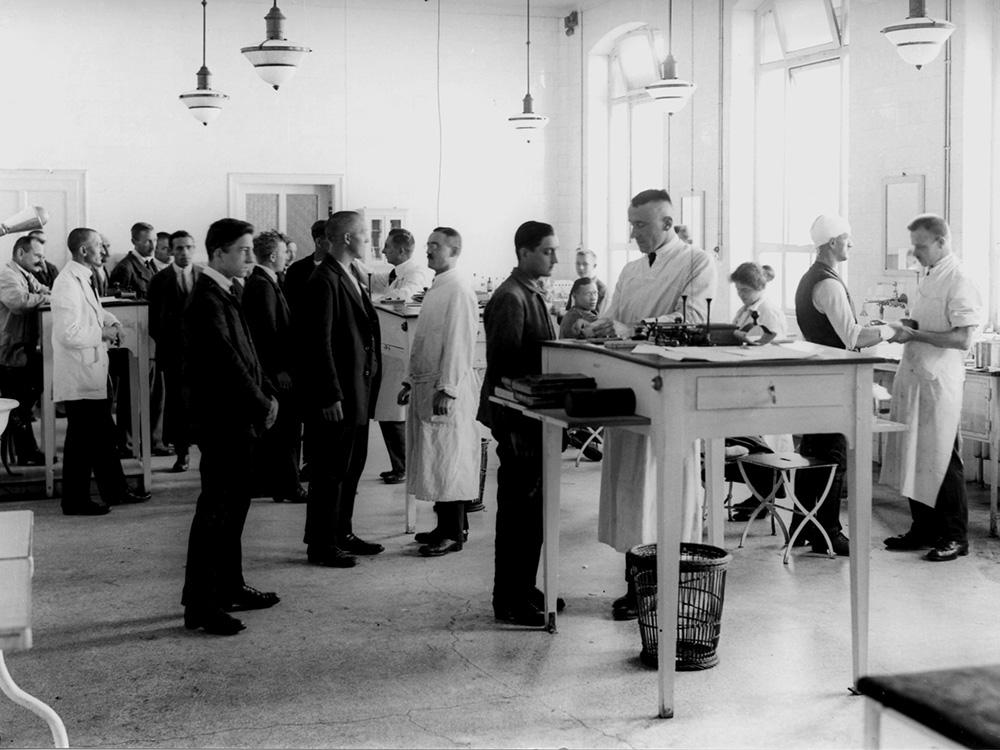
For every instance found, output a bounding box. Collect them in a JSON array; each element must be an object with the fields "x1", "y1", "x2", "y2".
[
  {"x1": 179, "y1": 0, "x2": 229, "y2": 126},
  {"x1": 645, "y1": 0, "x2": 696, "y2": 115},
  {"x1": 881, "y1": 0, "x2": 954, "y2": 70},
  {"x1": 507, "y1": 0, "x2": 549, "y2": 135},
  {"x1": 241, "y1": 1, "x2": 312, "y2": 91}
]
